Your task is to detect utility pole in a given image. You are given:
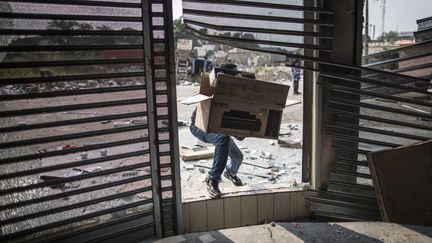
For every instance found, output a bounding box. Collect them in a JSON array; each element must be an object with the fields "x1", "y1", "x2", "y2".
[
  {"x1": 381, "y1": 0, "x2": 386, "y2": 36},
  {"x1": 364, "y1": 0, "x2": 369, "y2": 56}
]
